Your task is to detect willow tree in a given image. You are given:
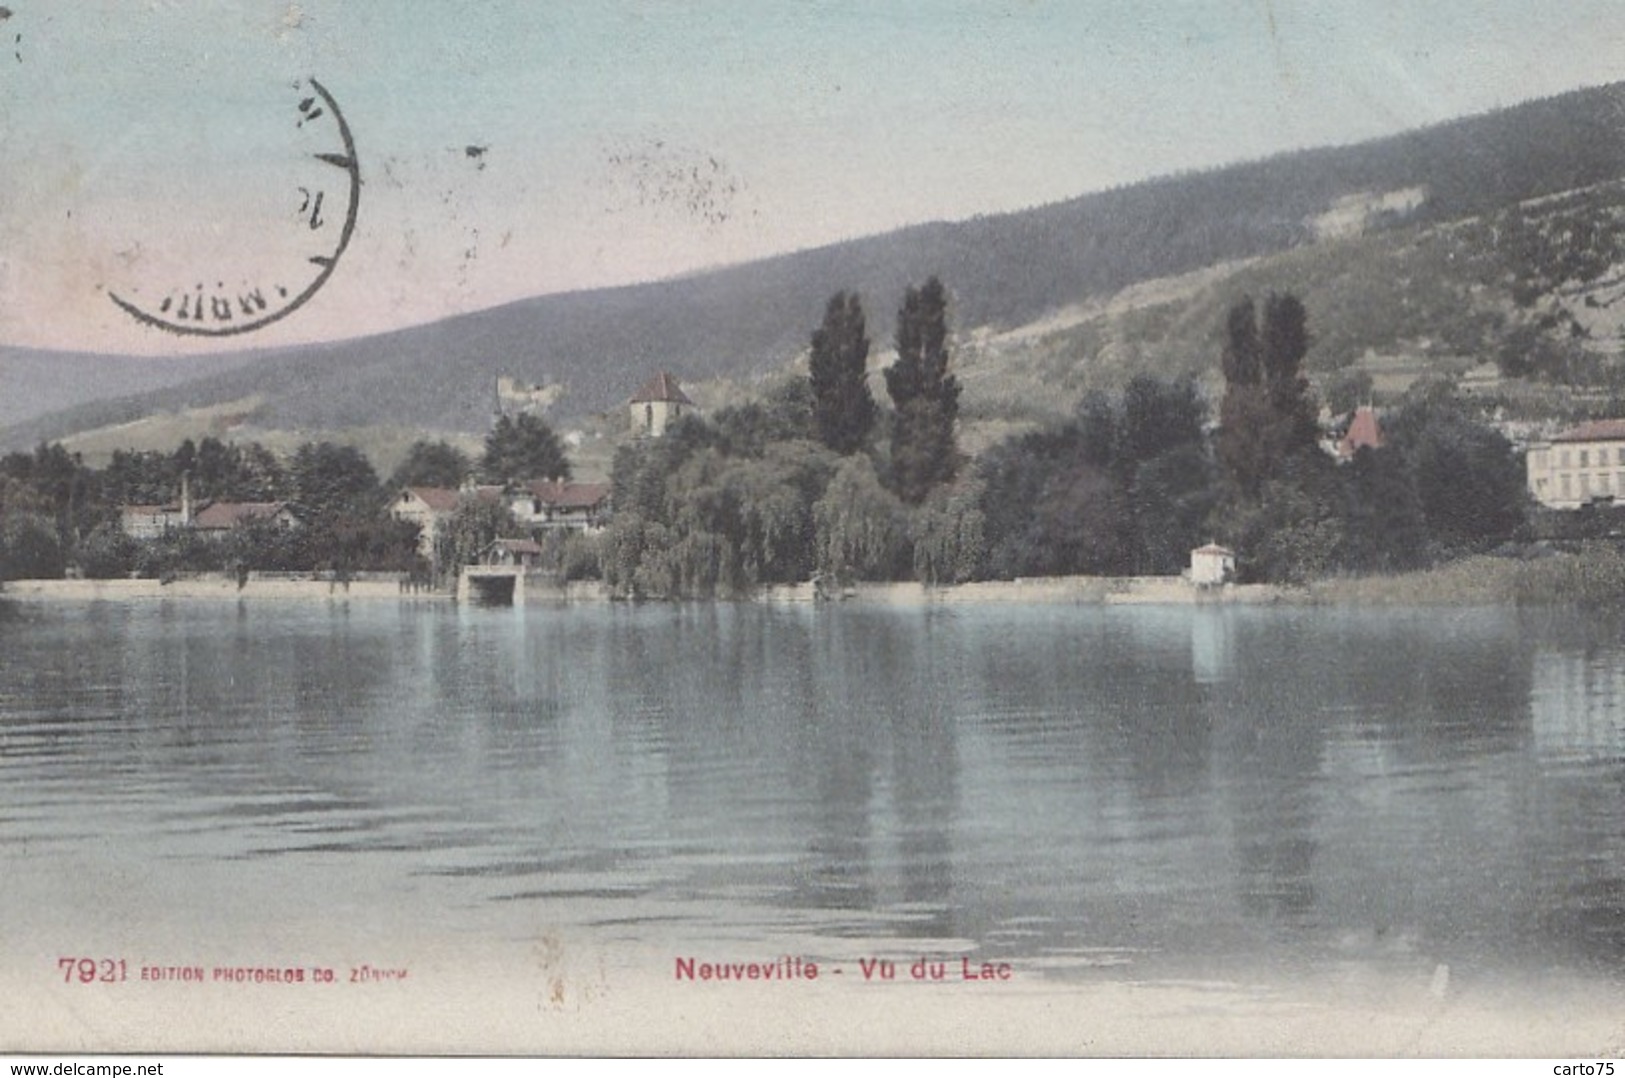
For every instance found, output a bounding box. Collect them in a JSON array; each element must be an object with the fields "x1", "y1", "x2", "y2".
[
  {"x1": 435, "y1": 496, "x2": 517, "y2": 578},
  {"x1": 813, "y1": 455, "x2": 910, "y2": 583}
]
